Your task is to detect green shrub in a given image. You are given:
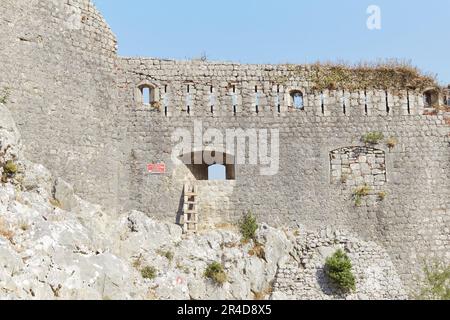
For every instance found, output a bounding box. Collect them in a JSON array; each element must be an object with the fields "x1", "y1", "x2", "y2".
[
  {"x1": 419, "y1": 262, "x2": 450, "y2": 300},
  {"x1": 324, "y1": 249, "x2": 356, "y2": 292},
  {"x1": 362, "y1": 132, "x2": 384, "y2": 145},
  {"x1": 3, "y1": 160, "x2": 18, "y2": 176},
  {"x1": 141, "y1": 266, "x2": 157, "y2": 280},
  {"x1": 204, "y1": 262, "x2": 227, "y2": 285},
  {"x1": 239, "y1": 211, "x2": 258, "y2": 242},
  {"x1": 157, "y1": 249, "x2": 174, "y2": 262},
  {"x1": 352, "y1": 185, "x2": 372, "y2": 207},
  {"x1": 0, "y1": 88, "x2": 9, "y2": 104}
]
